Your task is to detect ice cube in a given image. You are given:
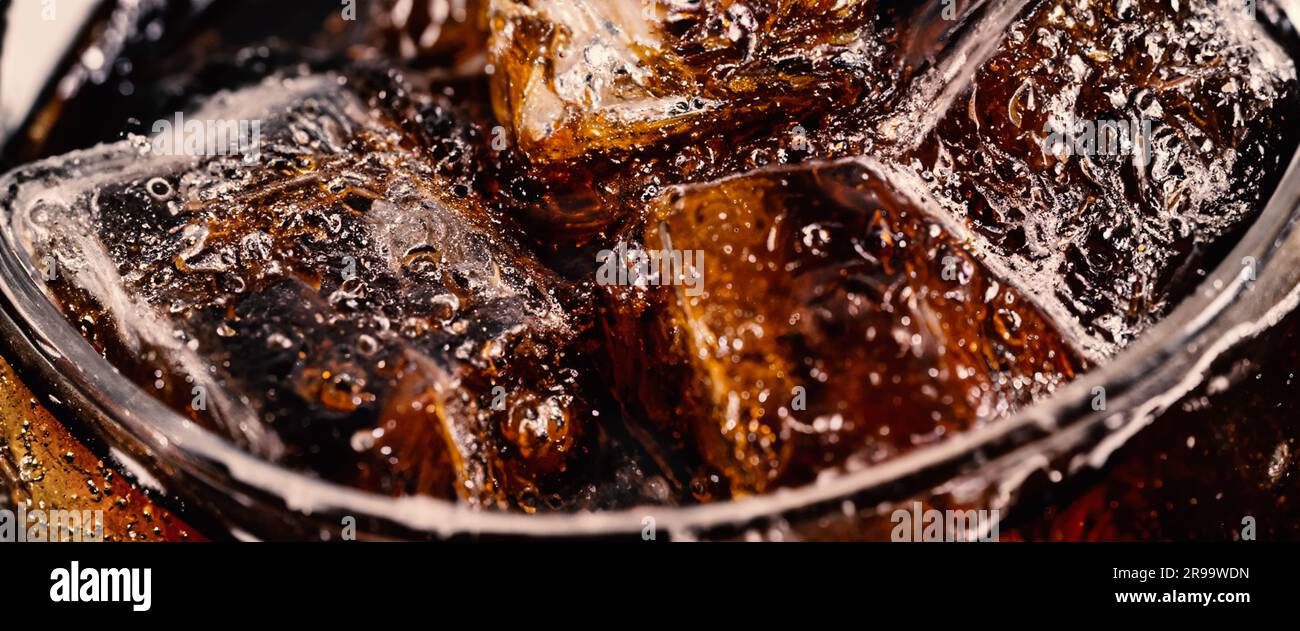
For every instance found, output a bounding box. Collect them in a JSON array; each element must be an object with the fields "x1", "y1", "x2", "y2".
[
  {"x1": 486, "y1": 0, "x2": 967, "y2": 163},
  {"x1": 600, "y1": 157, "x2": 1082, "y2": 499},
  {"x1": 890, "y1": 0, "x2": 1300, "y2": 357},
  {"x1": 1, "y1": 70, "x2": 615, "y2": 510}
]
